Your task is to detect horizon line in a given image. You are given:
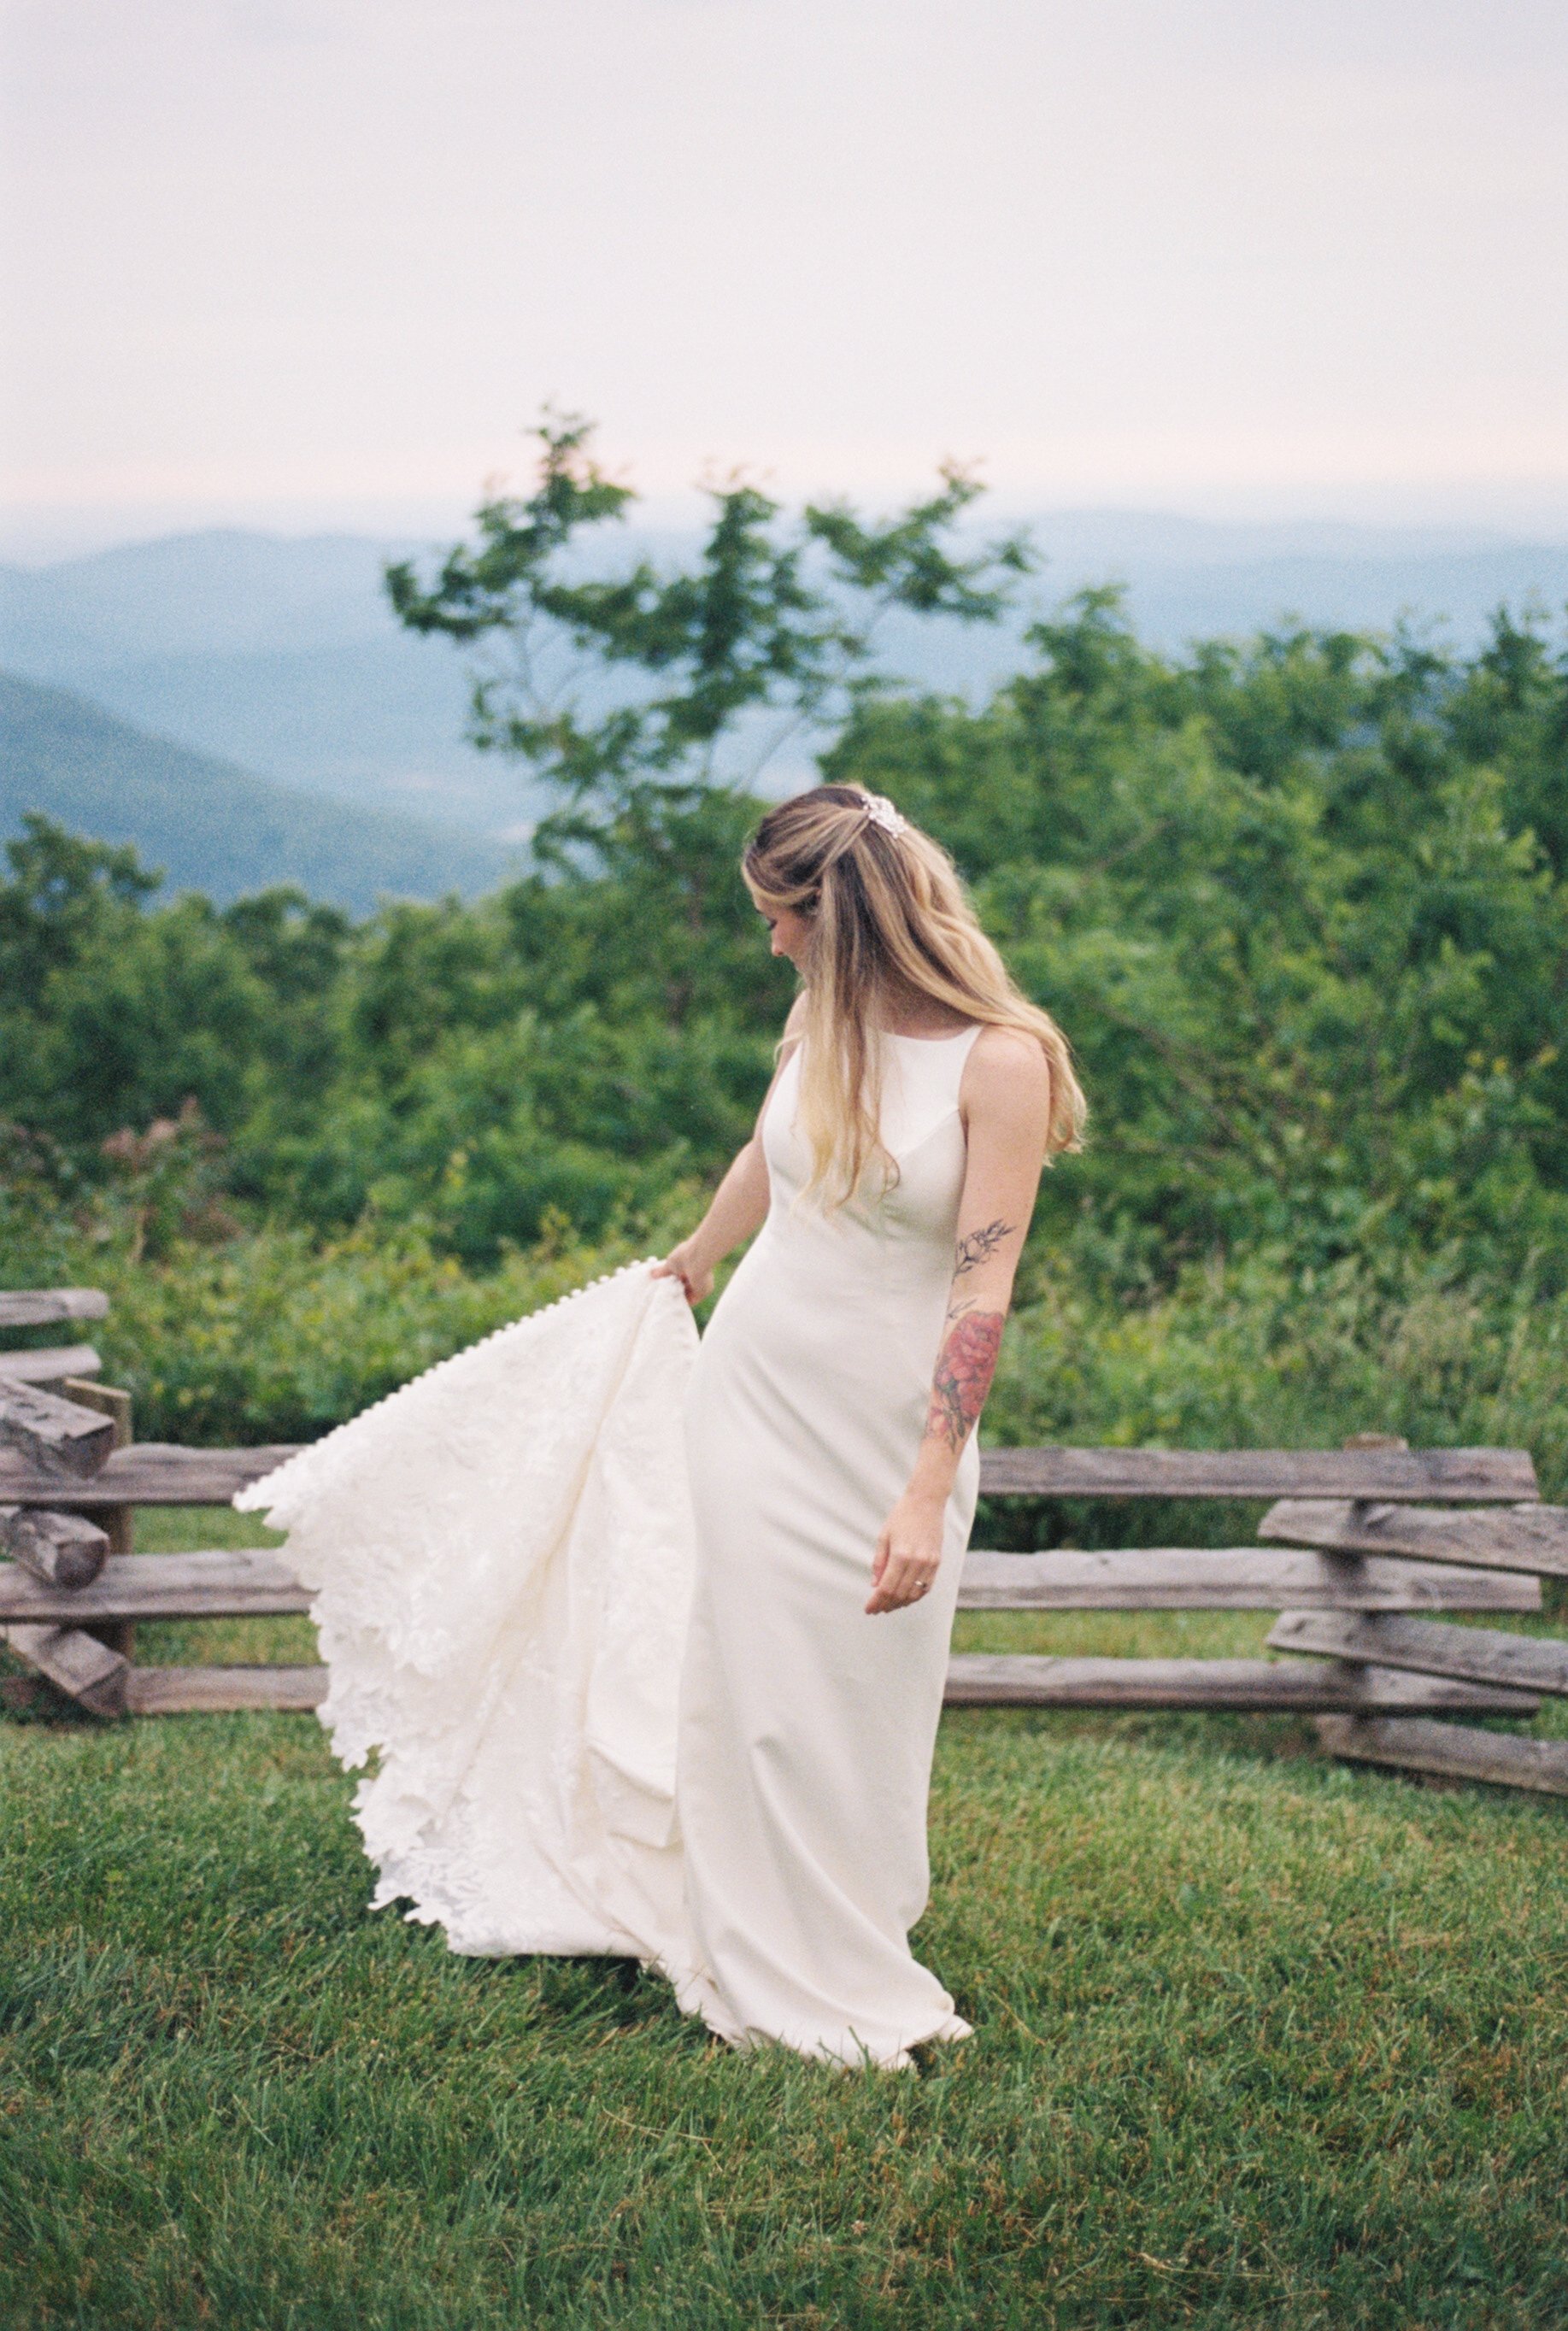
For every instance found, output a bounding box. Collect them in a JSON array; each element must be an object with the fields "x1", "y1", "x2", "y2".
[{"x1": 7, "y1": 493, "x2": 1568, "y2": 568}]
